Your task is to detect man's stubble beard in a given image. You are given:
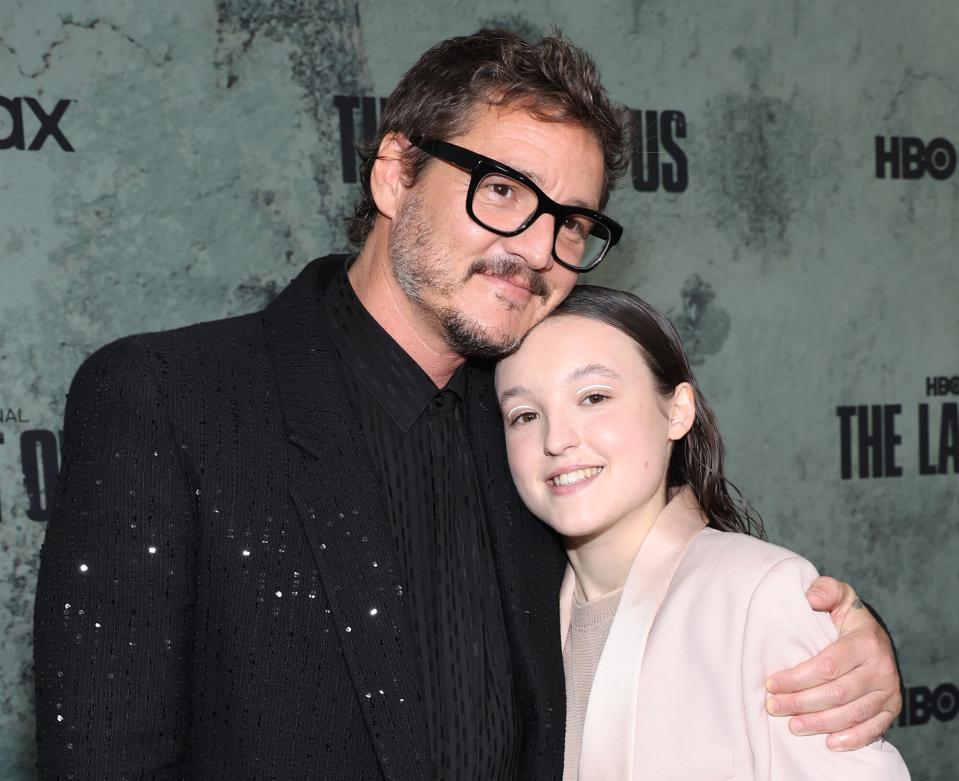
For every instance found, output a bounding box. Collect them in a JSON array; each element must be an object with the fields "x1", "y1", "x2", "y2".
[{"x1": 388, "y1": 193, "x2": 553, "y2": 361}]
